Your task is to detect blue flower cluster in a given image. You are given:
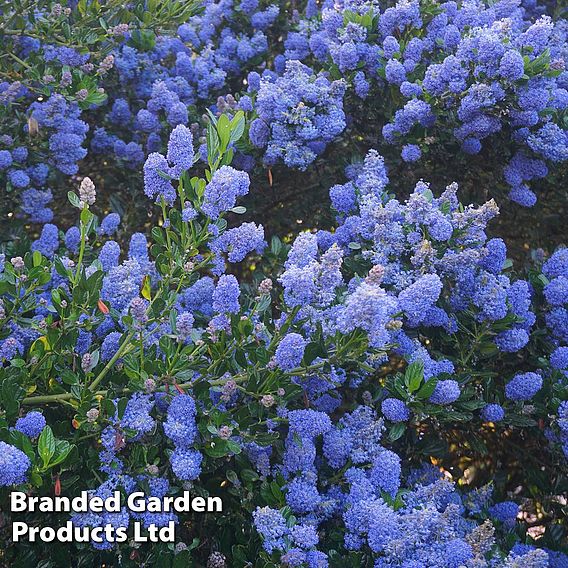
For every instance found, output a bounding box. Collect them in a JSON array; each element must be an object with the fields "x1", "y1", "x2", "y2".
[
  {"x1": 253, "y1": 405, "x2": 565, "y2": 567},
  {"x1": 267, "y1": 0, "x2": 568, "y2": 205},
  {"x1": 0, "y1": 441, "x2": 31, "y2": 486},
  {"x1": 1, "y1": 3, "x2": 568, "y2": 557},
  {"x1": 86, "y1": 0, "x2": 280, "y2": 174},
  {"x1": 0, "y1": 92, "x2": 89, "y2": 222},
  {"x1": 15, "y1": 411, "x2": 46, "y2": 438},
  {"x1": 249, "y1": 61, "x2": 346, "y2": 169},
  {"x1": 538, "y1": 248, "x2": 568, "y2": 457},
  {"x1": 278, "y1": 148, "x2": 539, "y2": 423},
  {"x1": 3, "y1": 0, "x2": 566, "y2": 229},
  {"x1": 164, "y1": 395, "x2": 202, "y2": 480}
]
